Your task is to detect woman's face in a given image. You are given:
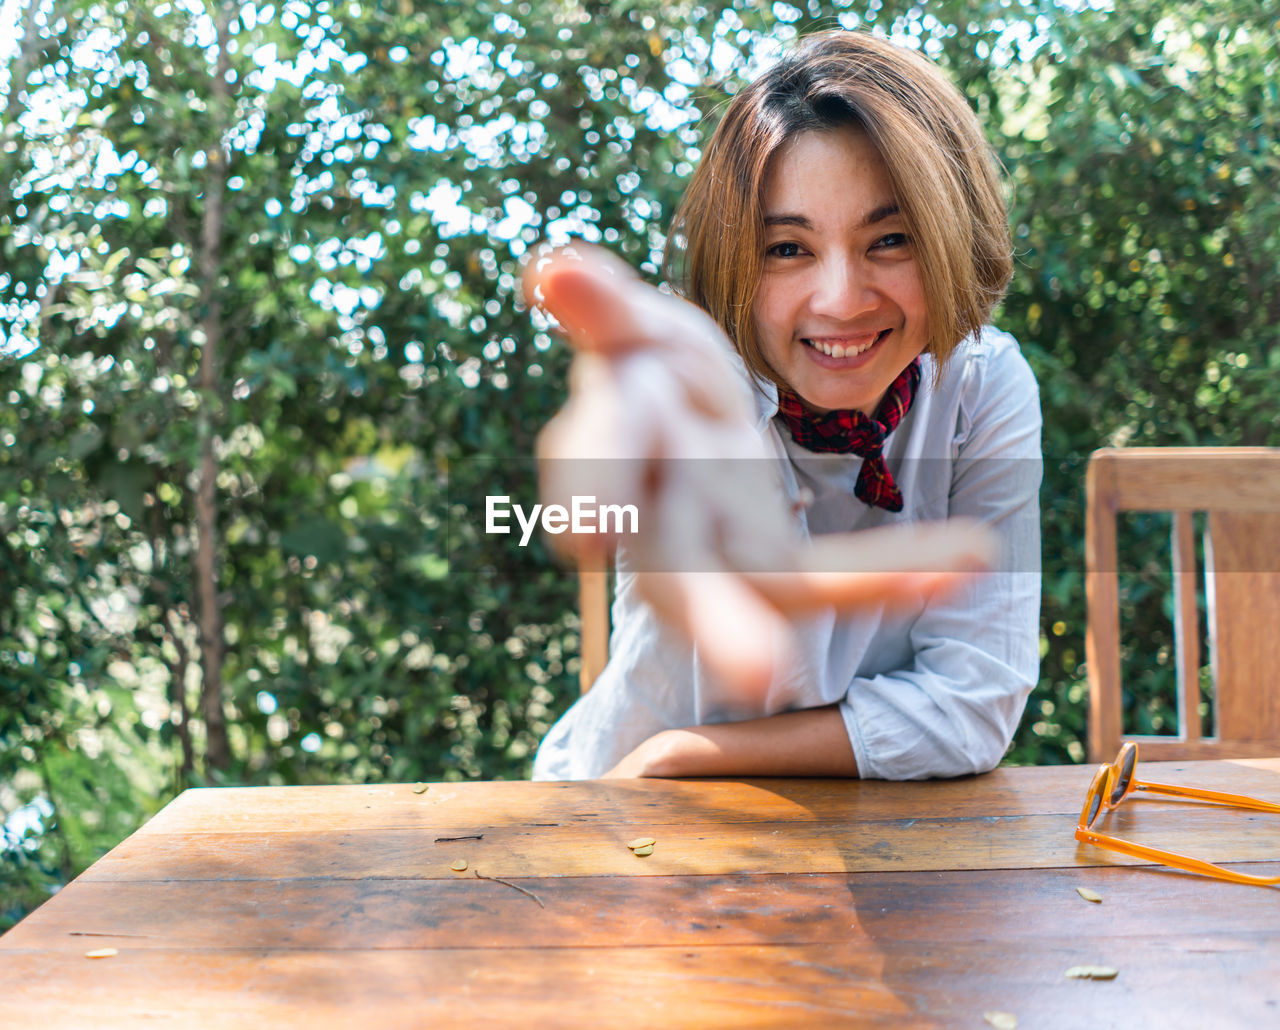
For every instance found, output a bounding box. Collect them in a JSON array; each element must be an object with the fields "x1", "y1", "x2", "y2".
[{"x1": 752, "y1": 126, "x2": 929, "y2": 415}]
